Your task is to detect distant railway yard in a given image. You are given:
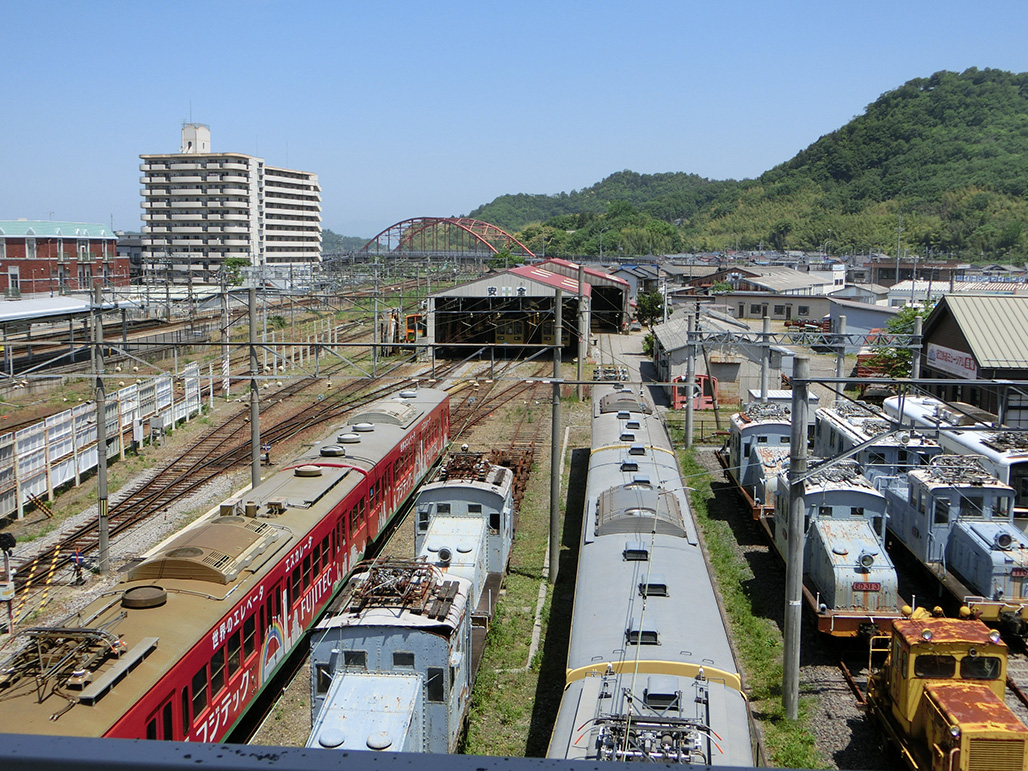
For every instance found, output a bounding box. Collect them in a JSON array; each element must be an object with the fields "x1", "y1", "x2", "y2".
[{"x1": 6, "y1": 307, "x2": 1028, "y2": 770}]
